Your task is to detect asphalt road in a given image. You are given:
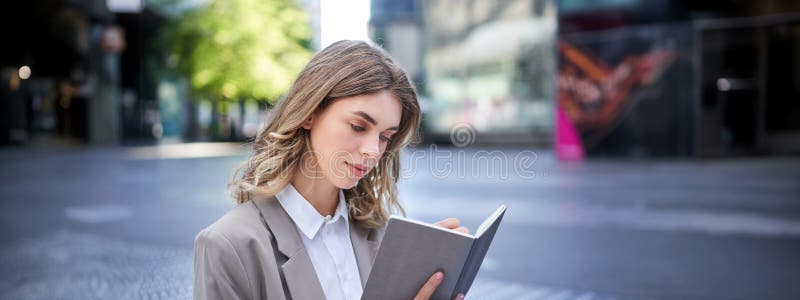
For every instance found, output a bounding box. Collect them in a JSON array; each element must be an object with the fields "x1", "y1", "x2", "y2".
[{"x1": 1, "y1": 144, "x2": 798, "y2": 299}]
